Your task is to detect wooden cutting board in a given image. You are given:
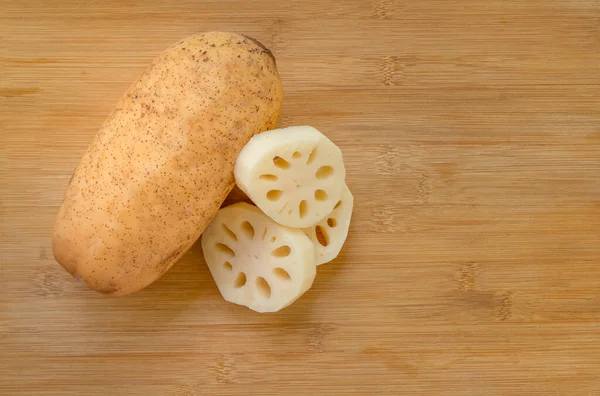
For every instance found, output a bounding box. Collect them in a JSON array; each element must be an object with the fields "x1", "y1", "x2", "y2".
[{"x1": 2, "y1": 1, "x2": 600, "y2": 395}]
